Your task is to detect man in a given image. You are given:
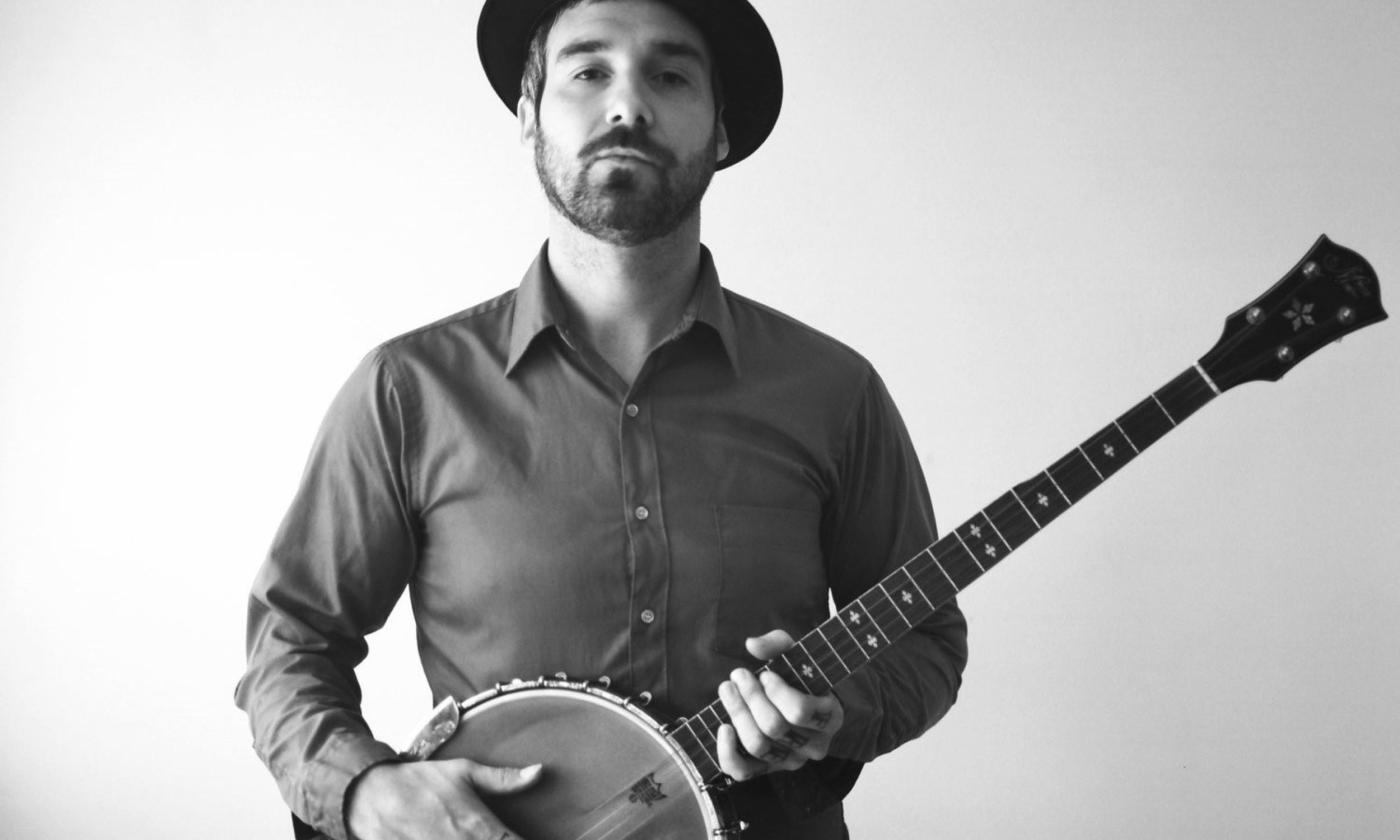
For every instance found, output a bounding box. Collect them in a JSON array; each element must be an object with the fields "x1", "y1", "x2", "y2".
[{"x1": 236, "y1": 1, "x2": 968, "y2": 838}]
